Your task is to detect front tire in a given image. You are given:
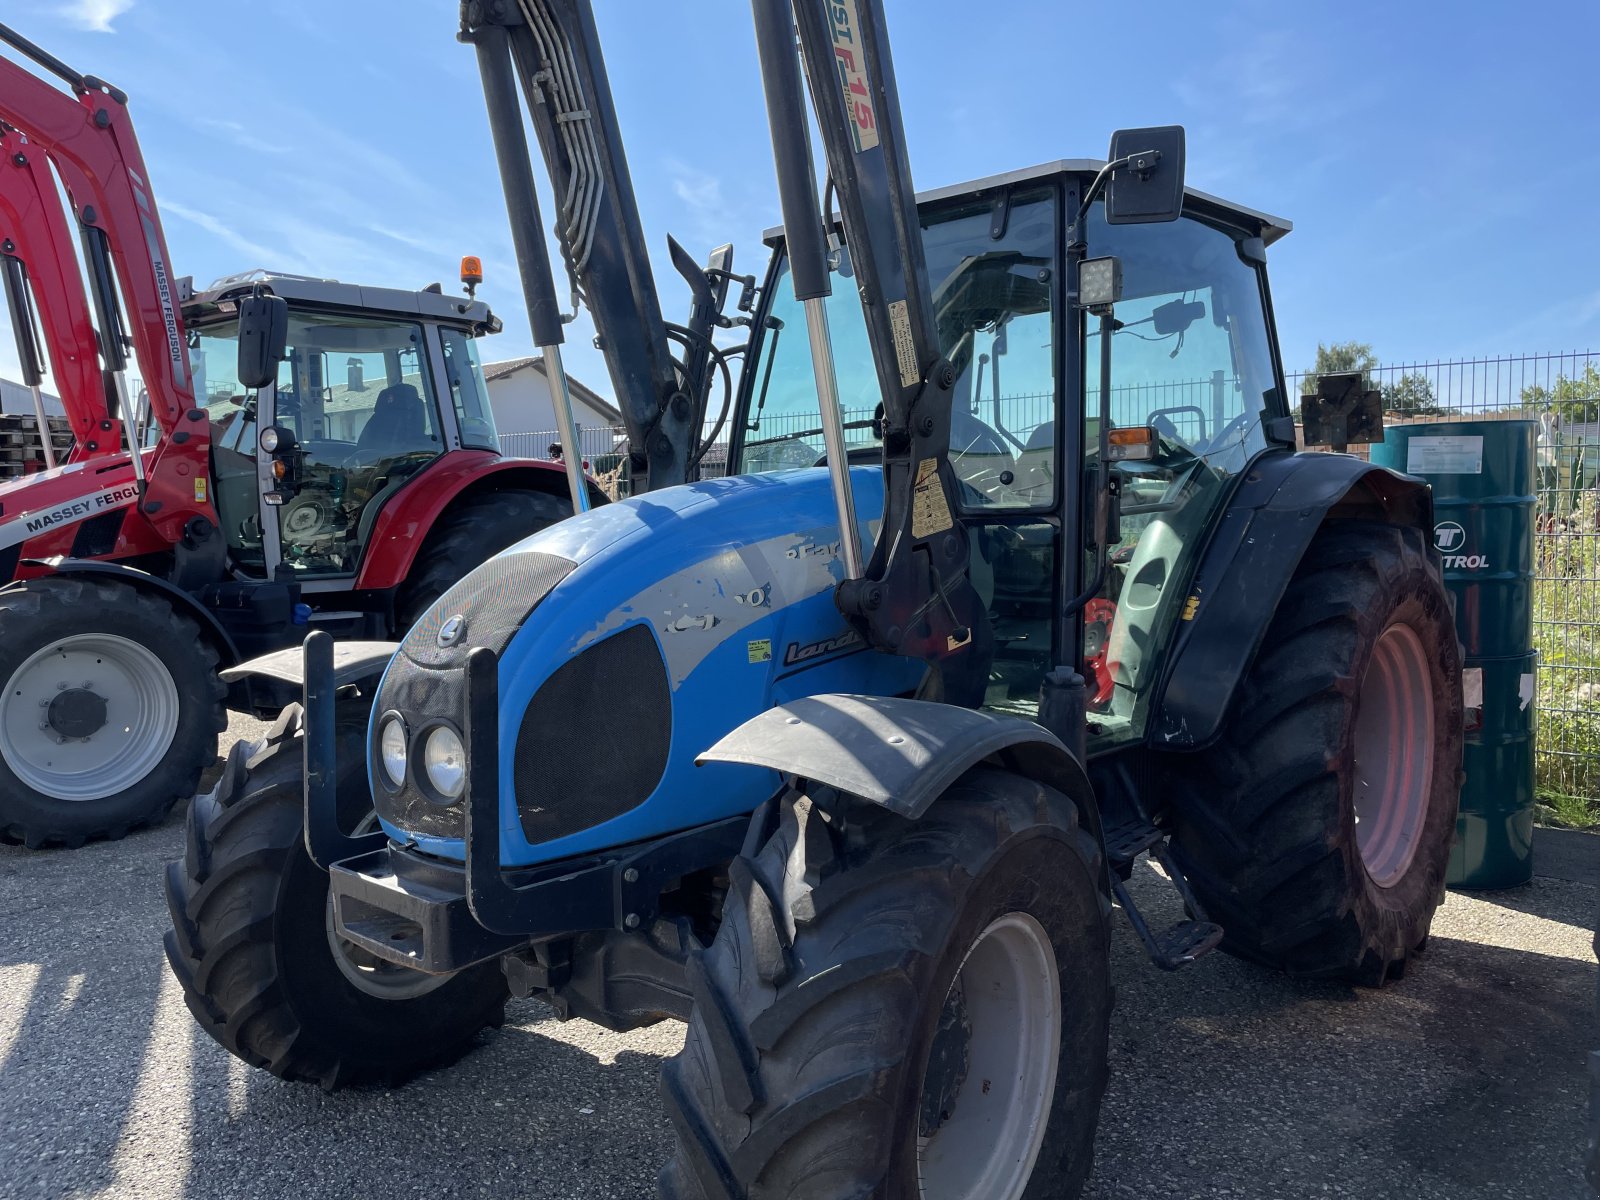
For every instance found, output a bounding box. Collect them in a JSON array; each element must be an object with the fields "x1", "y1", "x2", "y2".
[
  {"x1": 397, "y1": 489, "x2": 571, "y2": 627},
  {"x1": 0, "y1": 577, "x2": 225, "y2": 848},
  {"x1": 162, "y1": 703, "x2": 508, "y2": 1089},
  {"x1": 1167, "y1": 520, "x2": 1464, "y2": 982},
  {"x1": 661, "y1": 768, "x2": 1112, "y2": 1200}
]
